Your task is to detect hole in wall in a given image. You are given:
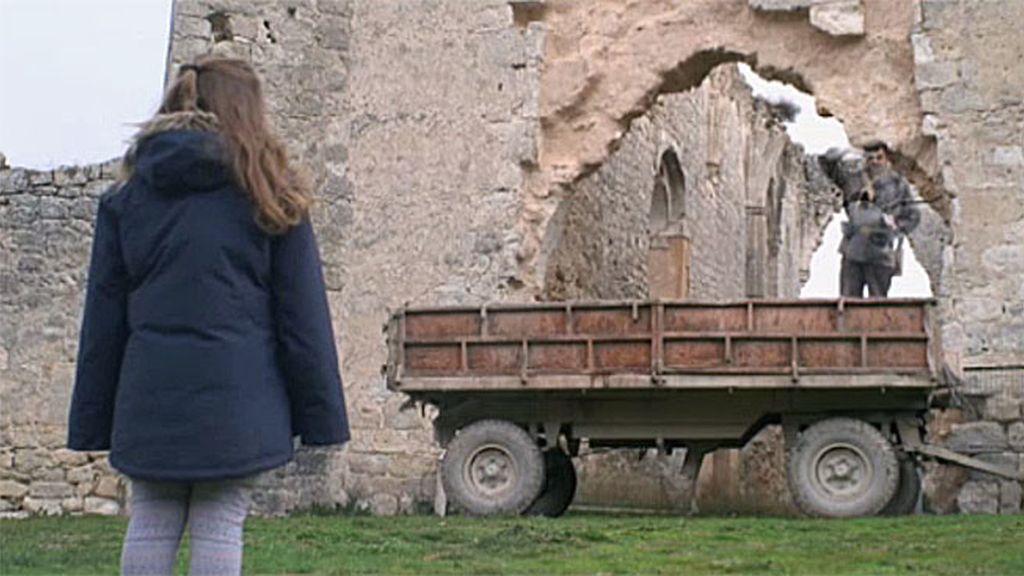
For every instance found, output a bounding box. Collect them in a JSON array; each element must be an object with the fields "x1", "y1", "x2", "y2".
[
  {"x1": 510, "y1": 1, "x2": 546, "y2": 30},
  {"x1": 207, "y1": 12, "x2": 233, "y2": 43},
  {"x1": 263, "y1": 20, "x2": 277, "y2": 44},
  {"x1": 738, "y1": 64, "x2": 933, "y2": 299}
]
